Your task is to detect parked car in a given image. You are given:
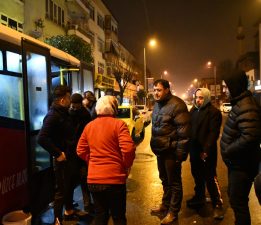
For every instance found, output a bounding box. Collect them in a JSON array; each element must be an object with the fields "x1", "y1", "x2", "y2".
[
  {"x1": 220, "y1": 102, "x2": 232, "y2": 113},
  {"x1": 135, "y1": 105, "x2": 152, "y2": 125},
  {"x1": 117, "y1": 105, "x2": 145, "y2": 142}
]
